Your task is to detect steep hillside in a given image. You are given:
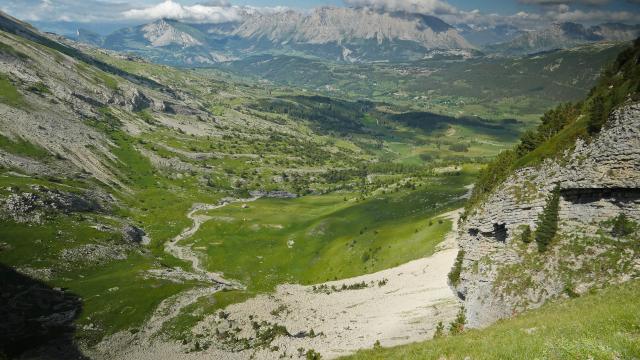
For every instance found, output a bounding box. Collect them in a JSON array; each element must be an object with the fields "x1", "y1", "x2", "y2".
[{"x1": 454, "y1": 38, "x2": 640, "y2": 327}]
